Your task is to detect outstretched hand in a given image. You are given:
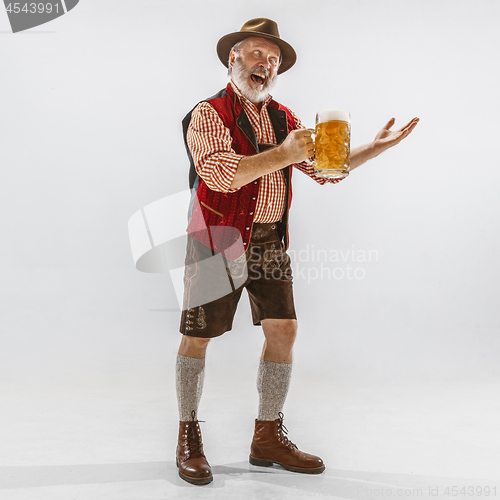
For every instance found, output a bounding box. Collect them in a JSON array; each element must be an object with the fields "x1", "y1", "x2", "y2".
[{"x1": 373, "y1": 117, "x2": 419, "y2": 156}]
